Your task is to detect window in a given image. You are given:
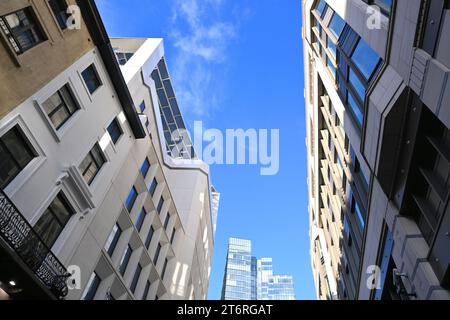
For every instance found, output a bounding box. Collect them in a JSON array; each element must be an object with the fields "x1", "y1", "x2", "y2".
[
  {"x1": 347, "y1": 92, "x2": 363, "y2": 127},
  {"x1": 327, "y1": 37, "x2": 336, "y2": 58},
  {"x1": 105, "y1": 223, "x2": 121, "y2": 256},
  {"x1": 352, "y1": 196, "x2": 365, "y2": 227},
  {"x1": 79, "y1": 143, "x2": 106, "y2": 185},
  {"x1": 139, "y1": 101, "x2": 146, "y2": 113},
  {"x1": 154, "y1": 243, "x2": 161, "y2": 264},
  {"x1": 156, "y1": 197, "x2": 164, "y2": 214},
  {"x1": 145, "y1": 226, "x2": 154, "y2": 249},
  {"x1": 115, "y1": 52, "x2": 133, "y2": 65},
  {"x1": 371, "y1": 0, "x2": 392, "y2": 16},
  {"x1": 149, "y1": 178, "x2": 158, "y2": 196},
  {"x1": 142, "y1": 281, "x2": 151, "y2": 300},
  {"x1": 0, "y1": 125, "x2": 37, "y2": 189},
  {"x1": 119, "y1": 245, "x2": 132, "y2": 275},
  {"x1": 164, "y1": 213, "x2": 170, "y2": 230},
  {"x1": 81, "y1": 64, "x2": 101, "y2": 94},
  {"x1": 327, "y1": 57, "x2": 336, "y2": 79},
  {"x1": 140, "y1": 158, "x2": 150, "y2": 177},
  {"x1": 316, "y1": 0, "x2": 327, "y2": 18},
  {"x1": 170, "y1": 228, "x2": 176, "y2": 244},
  {"x1": 0, "y1": 7, "x2": 46, "y2": 54},
  {"x1": 126, "y1": 186, "x2": 138, "y2": 212},
  {"x1": 48, "y1": 0, "x2": 69, "y2": 30},
  {"x1": 348, "y1": 69, "x2": 366, "y2": 102},
  {"x1": 329, "y1": 13, "x2": 346, "y2": 39},
  {"x1": 34, "y1": 192, "x2": 74, "y2": 248},
  {"x1": 162, "y1": 258, "x2": 168, "y2": 280},
  {"x1": 351, "y1": 39, "x2": 380, "y2": 81},
  {"x1": 107, "y1": 118, "x2": 123, "y2": 145},
  {"x1": 130, "y1": 264, "x2": 142, "y2": 293},
  {"x1": 42, "y1": 84, "x2": 79, "y2": 129},
  {"x1": 81, "y1": 272, "x2": 100, "y2": 300},
  {"x1": 136, "y1": 208, "x2": 146, "y2": 231}
]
